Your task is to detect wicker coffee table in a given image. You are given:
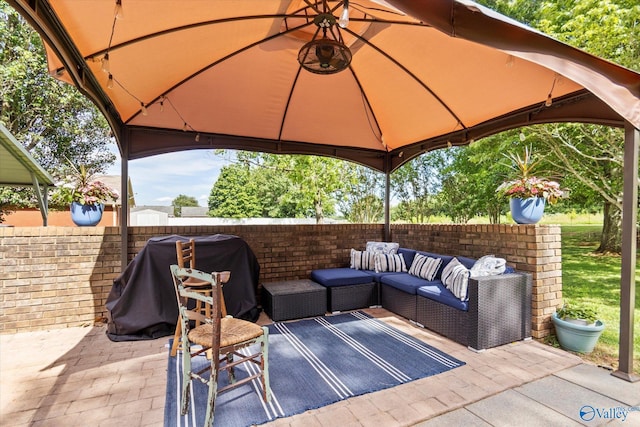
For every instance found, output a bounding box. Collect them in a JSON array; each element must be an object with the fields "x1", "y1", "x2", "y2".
[{"x1": 262, "y1": 279, "x2": 327, "y2": 321}]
